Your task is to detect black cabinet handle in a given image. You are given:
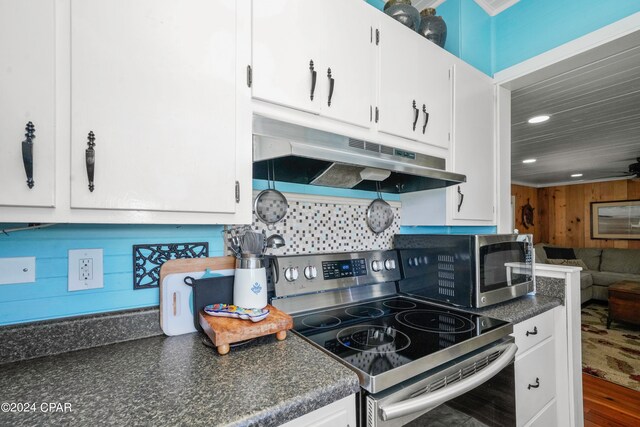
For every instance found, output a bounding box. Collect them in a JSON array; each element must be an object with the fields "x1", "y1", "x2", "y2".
[
  {"x1": 21, "y1": 122, "x2": 35, "y2": 189},
  {"x1": 527, "y1": 378, "x2": 540, "y2": 390},
  {"x1": 327, "y1": 68, "x2": 335, "y2": 106},
  {"x1": 526, "y1": 326, "x2": 538, "y2": 337},
  {"x1": 422, "y1": 104, "x2": 429, "y2": 134},
  {"x1": 457, "y1": 186, "x2": 464, "y2": 212},
  {"x1": 309, "y1": 60, "x2": 317, "y2": 101},
  {"x1": 412, "y1": 100, "x2": 419, "y2": 131},
  {"x1": 85, "y1": 131, "x2": 96, "y2": 192}
]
